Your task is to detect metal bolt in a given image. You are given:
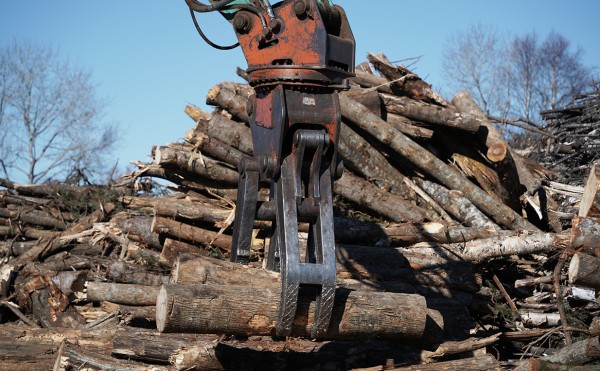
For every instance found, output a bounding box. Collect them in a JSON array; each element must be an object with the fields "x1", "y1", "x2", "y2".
[
  {"x1": 233, "y1": 12, "x2": 252, "y2": 34},
  {"x1": 293, "y1": 0, "x2": 310, "y2": 18}
]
